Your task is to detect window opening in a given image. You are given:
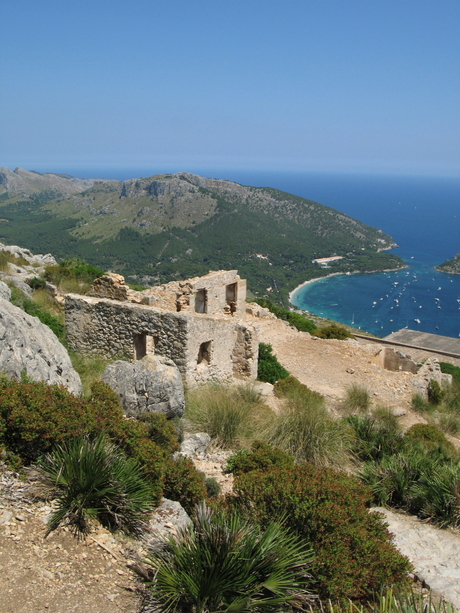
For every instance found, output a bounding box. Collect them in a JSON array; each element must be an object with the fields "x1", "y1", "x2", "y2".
[
  {"x1": 195, "y1": 289, "x2": 207, "y2": 313},
  {"x1": 197, "y1": 341, "x2": 212, "y2": 365},
  {"x1": 225, "y1": 283, "x2": 237, "y2": 315},
  {"x1": 134, "y1": 333, "x2": 157, "y2": 360}
]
